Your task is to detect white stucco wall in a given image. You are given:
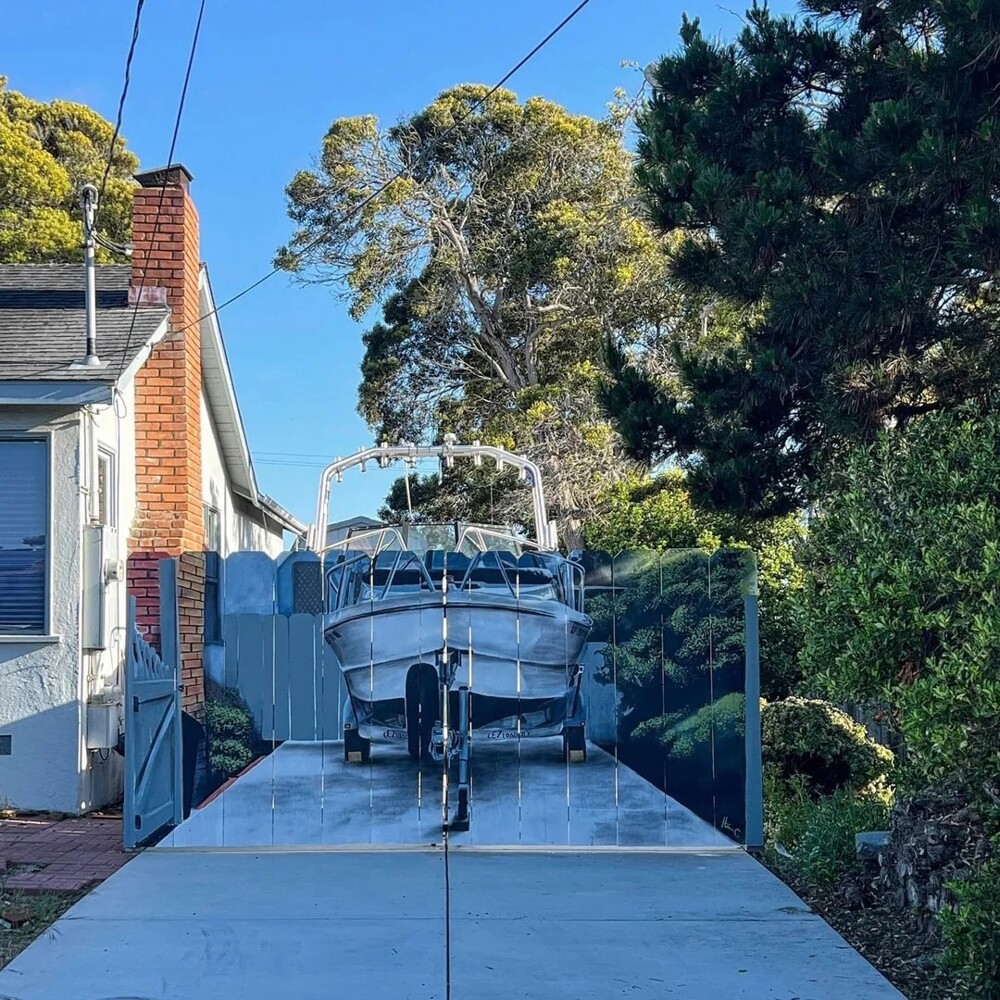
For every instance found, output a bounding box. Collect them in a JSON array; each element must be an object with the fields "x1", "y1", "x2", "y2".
[
  {"x1": 82, "y1": 387, "x2": 135, "y2": 808},
  {"x1": 0, "y1": 407, "x2": 85, "y2": 814},
  {"x1": 0, "y1": 392, "x2": 140, "y2": 814},
  {"x1": 200, "y1": 392, "x2": 283, "y2": 557}
]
